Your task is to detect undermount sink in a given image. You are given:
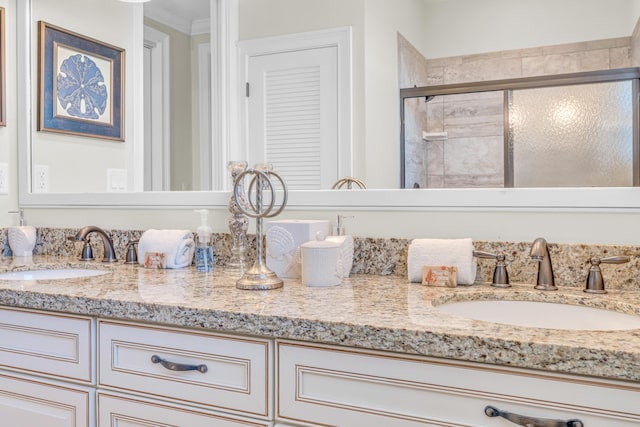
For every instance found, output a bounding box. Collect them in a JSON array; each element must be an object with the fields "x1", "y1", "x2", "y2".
[
  {"x1": 0, "y1": 269, "x2": 108, "y2": 281},
  {"x1": 436, "y1": 299, "x2": 640, "y2": 331}
]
